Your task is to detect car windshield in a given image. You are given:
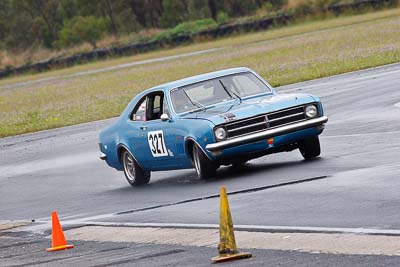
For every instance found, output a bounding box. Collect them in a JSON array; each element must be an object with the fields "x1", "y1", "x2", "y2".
[{"x1": 171, "y1": 72, "x2": 271, "y2": 113}]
